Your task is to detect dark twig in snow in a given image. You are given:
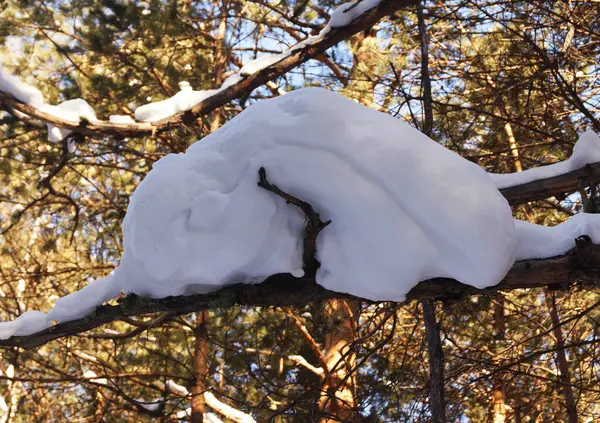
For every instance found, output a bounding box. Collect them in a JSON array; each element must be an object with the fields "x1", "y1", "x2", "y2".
[{"x1": 257, "y1": 166, "x2": 331, "y2": 276}]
